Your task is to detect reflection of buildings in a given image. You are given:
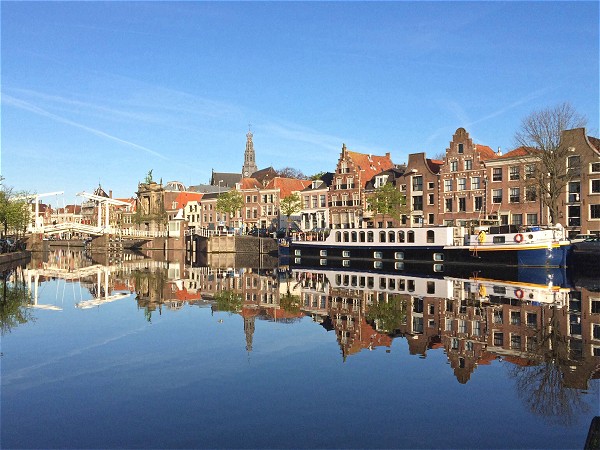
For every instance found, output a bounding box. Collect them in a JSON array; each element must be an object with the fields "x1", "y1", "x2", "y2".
[{"x1": 294, "y1": 268, "x2": 600, "y2": 387}]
